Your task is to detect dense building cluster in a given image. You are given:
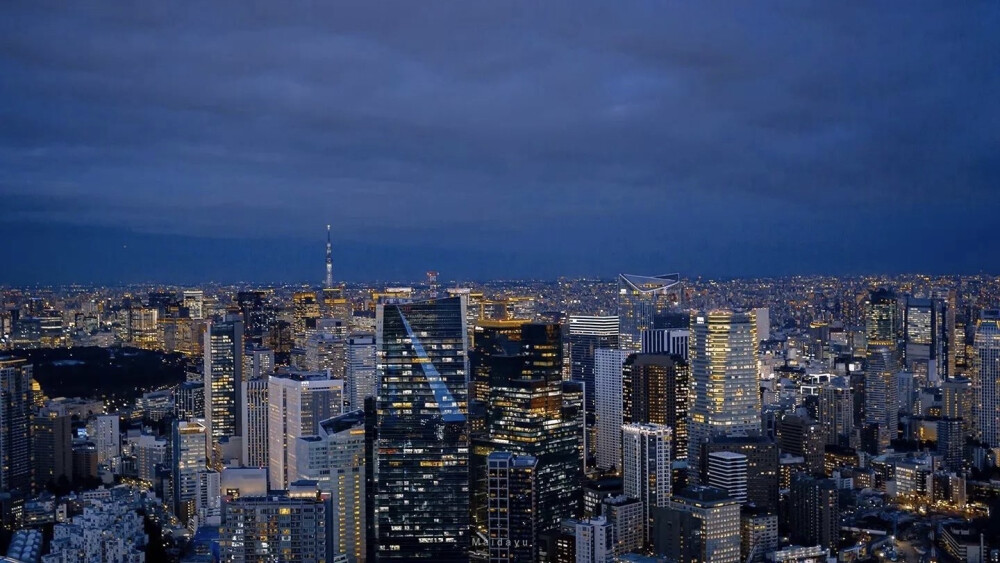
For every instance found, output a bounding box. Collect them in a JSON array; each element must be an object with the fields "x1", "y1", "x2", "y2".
[{"x1": 2, "y1": 259, "x2": 1000, "y2": 562}]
